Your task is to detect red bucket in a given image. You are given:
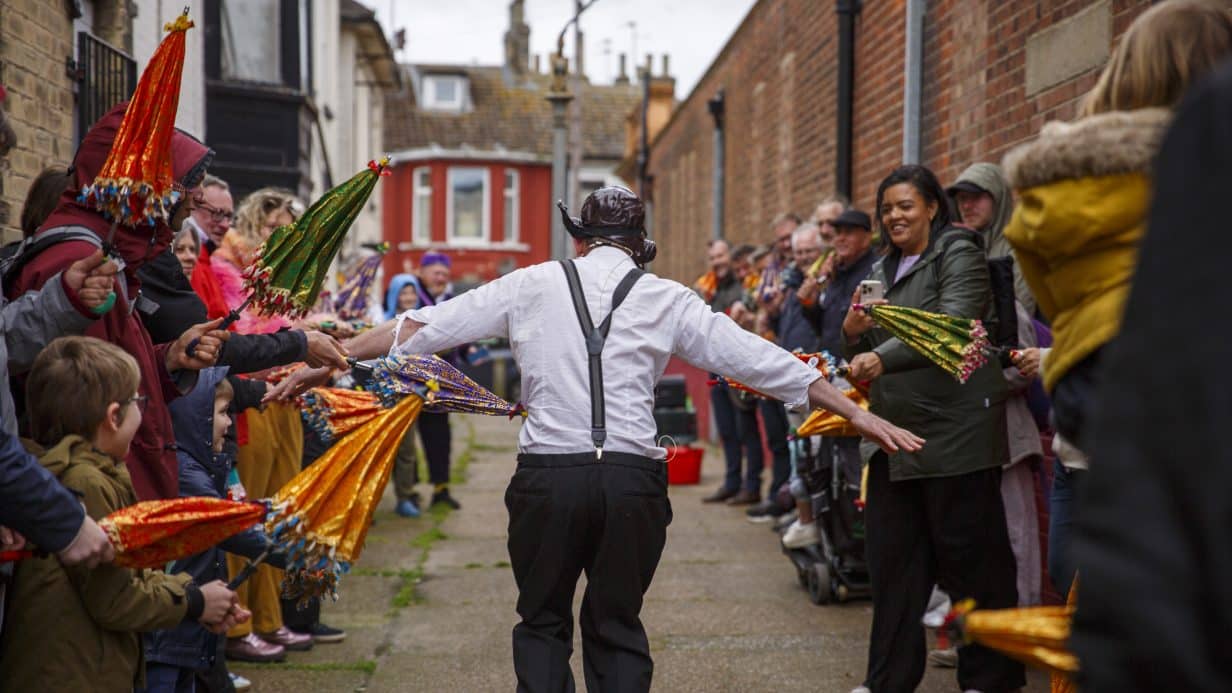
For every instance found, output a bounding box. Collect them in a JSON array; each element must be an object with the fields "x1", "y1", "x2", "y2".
[{"x1": 666, "y1": 446, "x2": 703, "y2": 485}]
